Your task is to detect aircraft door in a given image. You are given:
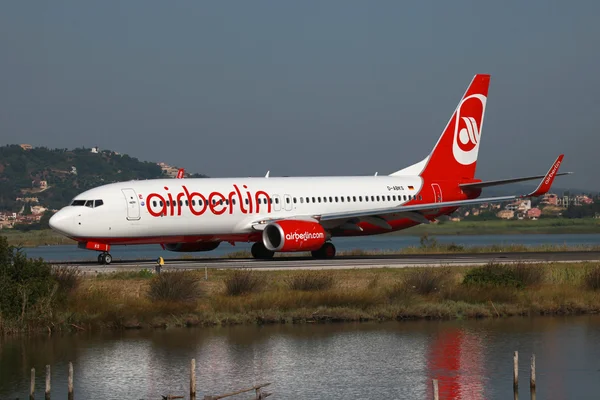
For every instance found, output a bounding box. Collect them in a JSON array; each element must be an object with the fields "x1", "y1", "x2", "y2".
[
  {"x1": 122, "y1": 188, "x2": 141, "y2": 220},
  {"x1": 283, "y1": 194, "x2": 293, "y2": 211},
  {"x1": 431, "y1": 184, "x2": 443, "y2": 203},
  {"x1": 272, "y1": 195, "x2": 281, "y2": 211}
]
